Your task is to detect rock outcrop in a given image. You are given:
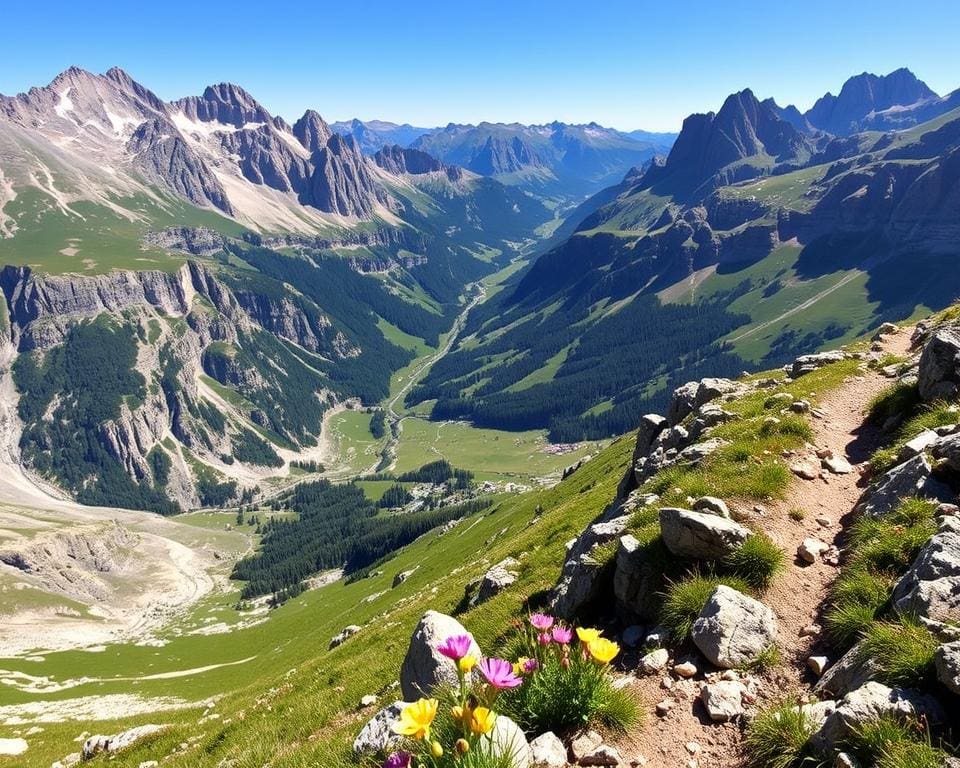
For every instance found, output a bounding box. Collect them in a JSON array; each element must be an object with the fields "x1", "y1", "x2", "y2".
[
  {"x1": 659, "y1": 508, "x2": 751, "y2": 560},
  {"x1": 691, "y1": 585, "x2": 778, "y2": 668}
]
